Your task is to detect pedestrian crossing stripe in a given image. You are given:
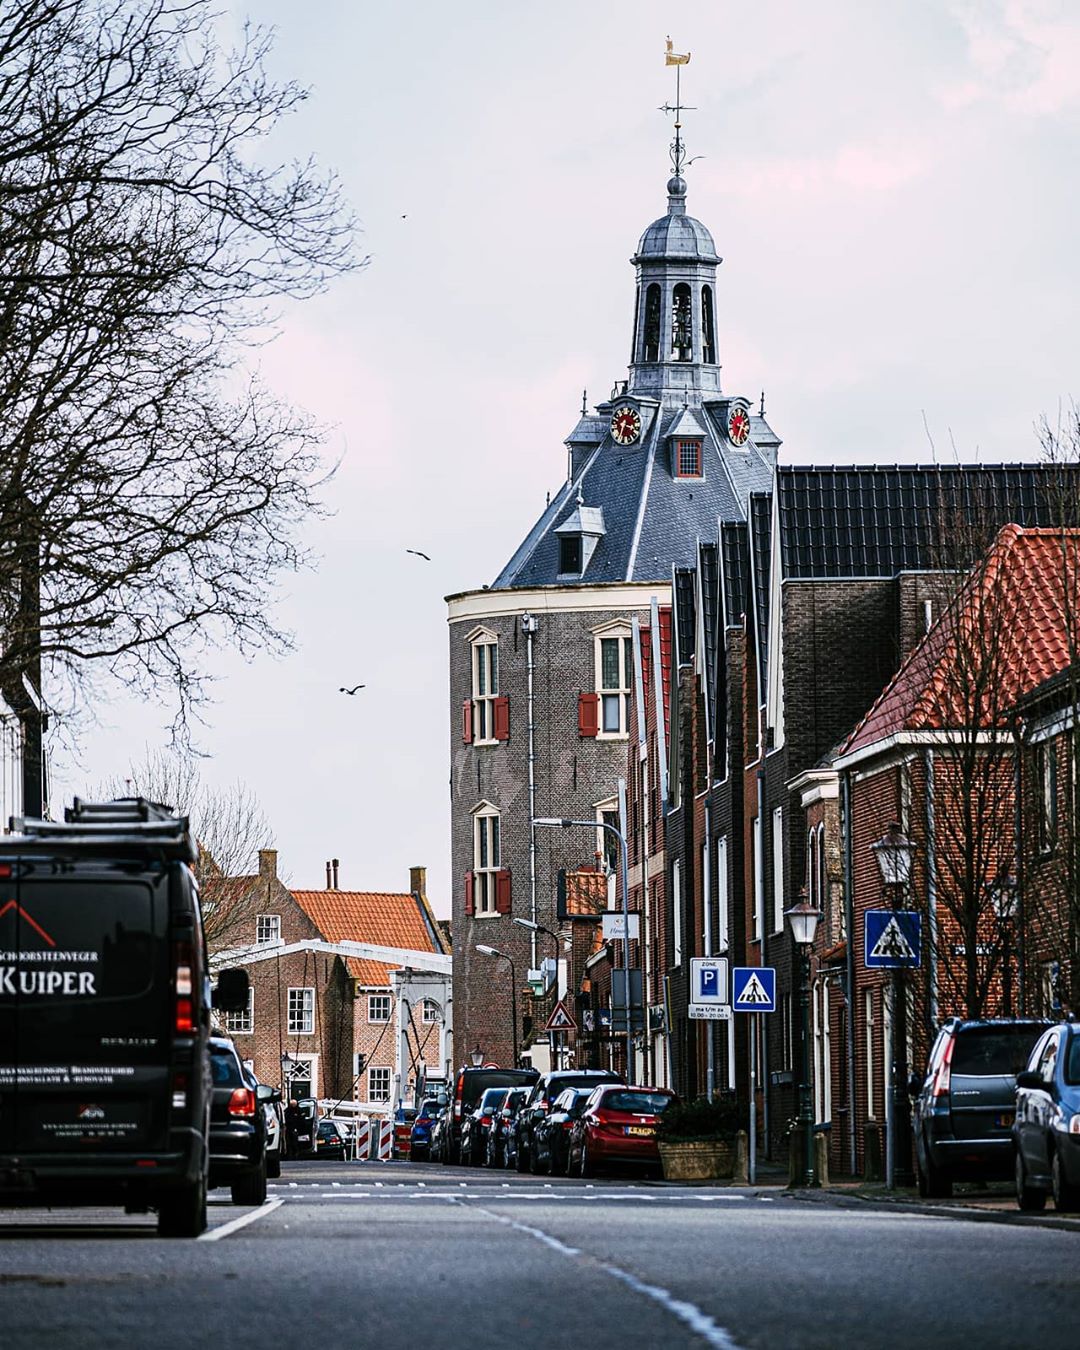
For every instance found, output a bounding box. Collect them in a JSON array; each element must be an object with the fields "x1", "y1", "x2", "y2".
[
  {"x1": 734, "y1": 973, "x2": 772, "y2": 1007},
  {"x1": 869, "y1": 915, "x2": 916, "y2": 962}
]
